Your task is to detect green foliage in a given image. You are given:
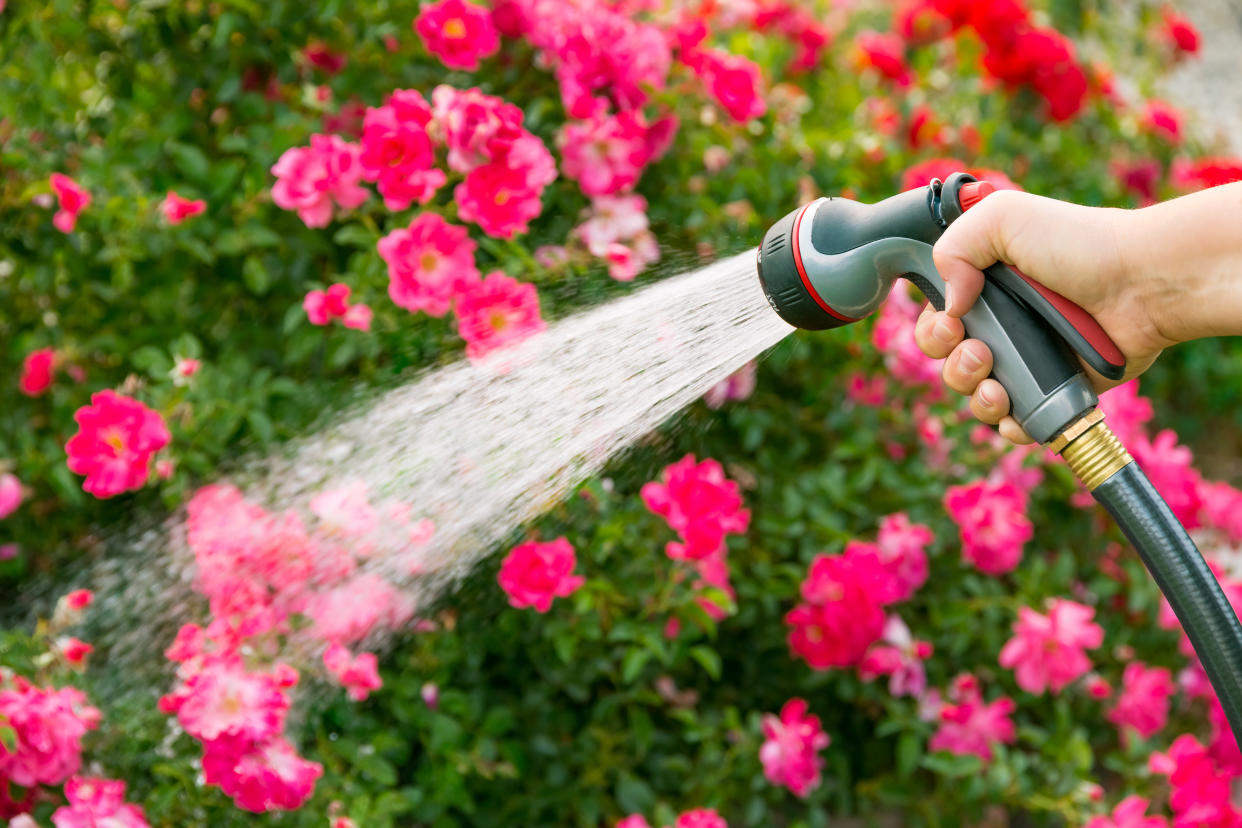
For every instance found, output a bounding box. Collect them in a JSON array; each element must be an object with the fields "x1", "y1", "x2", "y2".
[{"x1": 0, "y1": 0, "x2": 1236, "y2": 826}]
